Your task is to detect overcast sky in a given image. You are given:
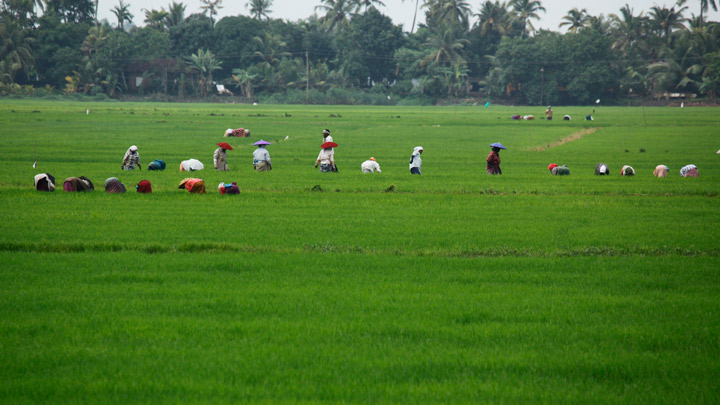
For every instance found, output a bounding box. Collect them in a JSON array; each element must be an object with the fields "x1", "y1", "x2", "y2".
[{"x1": 97, "y1": 0, "x2": 720, "y2": 32}]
